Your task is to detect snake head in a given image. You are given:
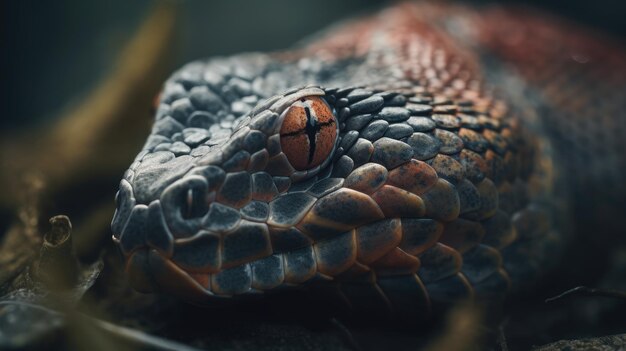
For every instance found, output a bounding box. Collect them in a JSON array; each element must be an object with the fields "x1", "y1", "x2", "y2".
[{"x1": 111, "y1": 53, "x2": 549, "y2": 317}]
